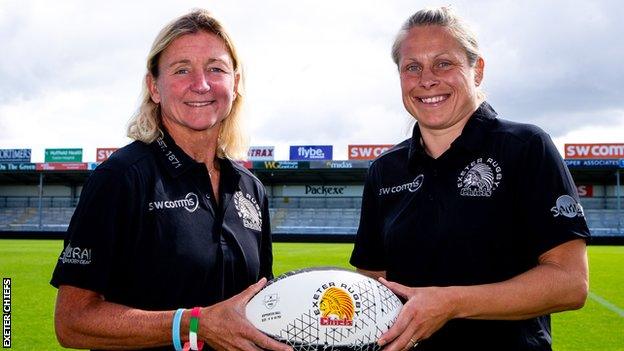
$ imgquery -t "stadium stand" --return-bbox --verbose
[1,160,623,241]
[1,196,622,237]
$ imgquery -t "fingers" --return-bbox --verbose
[379,277,411,299]
[238,277,268,303]
[380,327,419,351]
[377,304,412,347]
[249,330,292,351]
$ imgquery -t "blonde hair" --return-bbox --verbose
[391,6,485,100]
[127,9,247,160]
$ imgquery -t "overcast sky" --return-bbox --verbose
[1,0,623,162]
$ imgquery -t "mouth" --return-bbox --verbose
[417,94,450,105]
[184,101,214,107]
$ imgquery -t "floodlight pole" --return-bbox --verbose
[38,172,44,230]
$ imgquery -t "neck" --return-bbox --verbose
[419,113,472,159]
[163,120,220,169]
[419,98,482,159]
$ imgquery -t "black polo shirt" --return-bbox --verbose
[350,102,589,351]
[51,131,273,350]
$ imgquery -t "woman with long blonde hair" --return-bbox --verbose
[51,10,290,351]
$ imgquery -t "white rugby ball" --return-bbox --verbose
[246,267,403,351]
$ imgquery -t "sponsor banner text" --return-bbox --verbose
[45,148,83,162]
[0,149,31,163]
[348,145,393,160]
[309,160,370,169]
[248,146,275,161]
[0,163,36,172]
[565,143,624,159]
[289,145,333,161]
[96,148,118,162]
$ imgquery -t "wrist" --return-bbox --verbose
[443,286,464,319]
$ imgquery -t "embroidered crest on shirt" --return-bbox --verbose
[234,191,262,231]
[457,157,502,197]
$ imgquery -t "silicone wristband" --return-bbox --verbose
[189,307,203,350]
[172,308,185,351]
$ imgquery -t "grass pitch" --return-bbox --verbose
[0,240,622,350]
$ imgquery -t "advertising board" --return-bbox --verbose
[564,144,624,159]
[289,145,332,161]
[348,145,393,160]
[0,149,31,163]
[45,148,83,162]
[248,146,275,161]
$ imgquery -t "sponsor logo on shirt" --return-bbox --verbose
[148,192,199,212]
[457,157,502,197]
[234,191,262,231]
[59,244,92,265]
[378,174,424,196]
[551,195,584,218]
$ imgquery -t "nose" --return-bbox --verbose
[190,72,210,94]
[419,67,438,89]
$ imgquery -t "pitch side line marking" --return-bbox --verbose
[589,291,624,318]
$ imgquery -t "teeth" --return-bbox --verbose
[186,102,212,107]
[420,95,447,104]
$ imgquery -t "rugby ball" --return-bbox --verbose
[246,267,403,351]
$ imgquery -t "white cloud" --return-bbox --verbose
[0,0,622,162]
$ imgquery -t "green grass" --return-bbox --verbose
[1,240,623,350]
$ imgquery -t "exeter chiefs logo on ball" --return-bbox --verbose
[234,191,262,231]
[313,283,361,327]
[457,157,502,197]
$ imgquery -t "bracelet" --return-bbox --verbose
[189,307,204,350]
[172,308,185,351]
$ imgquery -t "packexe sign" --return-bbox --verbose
[305,185,346,195]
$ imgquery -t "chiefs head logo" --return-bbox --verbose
[319,287,354,326]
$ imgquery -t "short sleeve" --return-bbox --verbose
[50,166,132,294]
[350,165,386,270]
[519,131,590,257]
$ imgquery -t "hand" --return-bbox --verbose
[199,278,293,351]
[378,278,456,351]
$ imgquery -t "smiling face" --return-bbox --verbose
[398,25,484,133]
[147,31,239,135]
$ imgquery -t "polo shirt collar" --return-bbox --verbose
[453,101,498,153]
[408,101,498,165]
[150,129,199,178]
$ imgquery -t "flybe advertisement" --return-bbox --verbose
[289,145,333,161]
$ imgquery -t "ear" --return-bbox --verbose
[146,73,161,104]
[474,57,485,86]
[233,71,241,98]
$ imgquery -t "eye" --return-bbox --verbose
[405,64,421,73]
[174,68,189,75]
[435,61,452,69]
[208,66,228,73]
